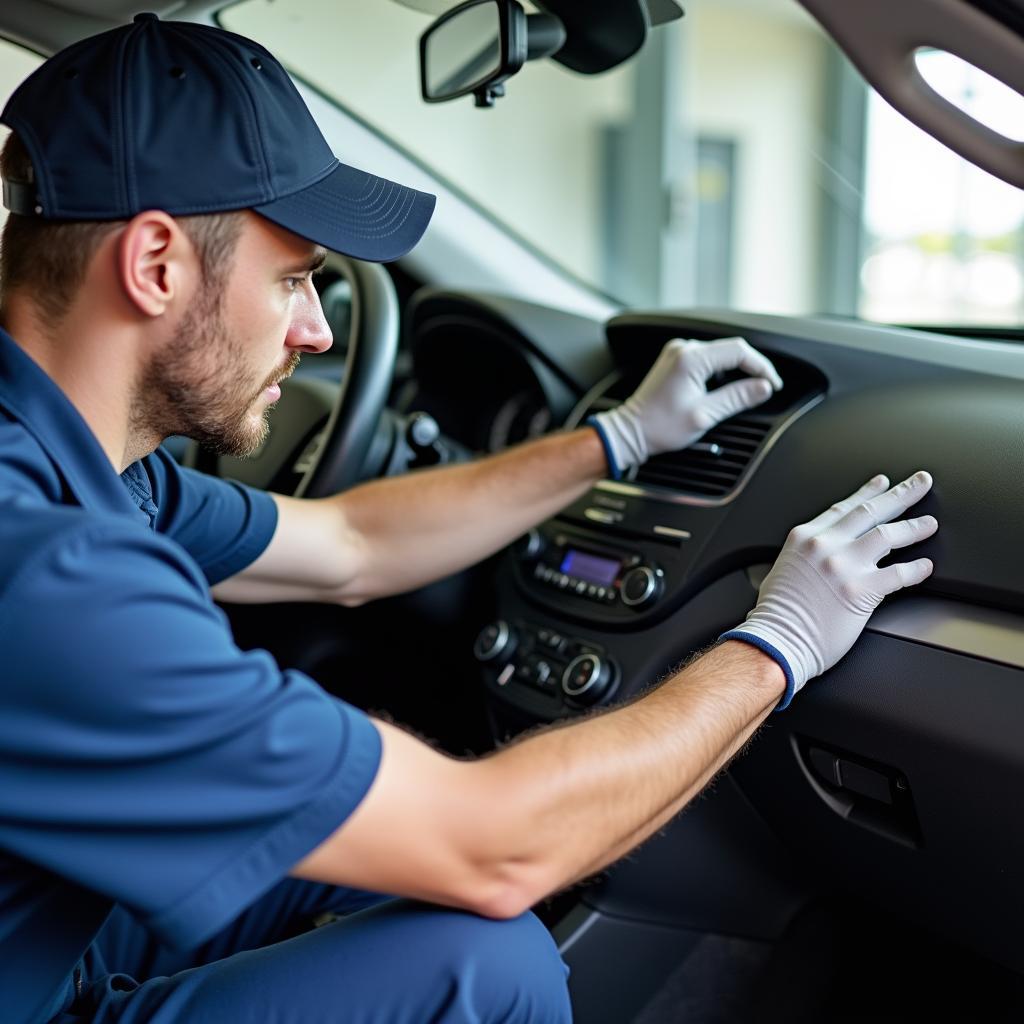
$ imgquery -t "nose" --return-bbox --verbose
[285,278,334,354]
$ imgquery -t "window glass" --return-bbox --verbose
[861,51,1024,324]
[228,0,636,296]
[215,0,1024,327]
[0,38,45,233]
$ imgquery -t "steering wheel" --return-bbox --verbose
[185,255,400,497]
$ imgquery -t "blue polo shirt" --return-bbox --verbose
[0,328,383,1024]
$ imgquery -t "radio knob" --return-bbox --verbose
[562,653,615,705]
[474,620,517,663]
[515,529,545,562]
[620,565,663,609]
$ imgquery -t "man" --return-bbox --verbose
[0,14,937,1024]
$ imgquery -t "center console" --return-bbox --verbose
[472,487,740,728]
[472,335,826,733]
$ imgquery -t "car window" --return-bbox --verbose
[223,0,1024,328]
[863,49,1024,326]
[5,7,1019,328]
[0,37,45,234]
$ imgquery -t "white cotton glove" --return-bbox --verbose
[721,471,938,709]
[590,336,784,476]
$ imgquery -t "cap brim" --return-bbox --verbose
[254,161,436,263]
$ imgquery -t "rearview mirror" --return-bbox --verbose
[420,0,565,108]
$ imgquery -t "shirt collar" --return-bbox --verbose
[0,326,148,522]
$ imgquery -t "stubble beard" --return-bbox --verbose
[136,283,298,459]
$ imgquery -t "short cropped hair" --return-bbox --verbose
[0,131,244,325]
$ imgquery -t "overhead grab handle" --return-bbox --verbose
[799,0,1024,189]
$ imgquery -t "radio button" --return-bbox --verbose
[583,507,623,525]
[510,654,558,691]
[537,629,566,654]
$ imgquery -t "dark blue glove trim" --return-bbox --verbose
[719,630,796,711]
[585,416,623,481]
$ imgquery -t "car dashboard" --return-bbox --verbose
[401,287,1024,984]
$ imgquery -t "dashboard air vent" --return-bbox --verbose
[573,346,827,502]
[634,413,774,496]
[580,394,777,498]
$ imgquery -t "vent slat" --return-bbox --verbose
[684,455,748,469]
[643,470,741,488]
[643,469,737,486]
[709,428,766,443]
[637,474,730,496]
[583,387,784,497]
[645,457,745,479]
[633,413,773,495]
[580,354,824,498]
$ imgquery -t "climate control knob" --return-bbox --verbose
[620,565,663,609]
[473,620,517,663]
[562,653,615,705]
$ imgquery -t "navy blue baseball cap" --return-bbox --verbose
[0,13,435,262]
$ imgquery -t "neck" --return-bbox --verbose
[2,296,158,473]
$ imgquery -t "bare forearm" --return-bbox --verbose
[290,641,784,920]
[476,641,784,903]
[566,690,770,885]
[335,427,606,602]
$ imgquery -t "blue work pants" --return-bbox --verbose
[50,879,572,1023]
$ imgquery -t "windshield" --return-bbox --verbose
[224,0,1022,326]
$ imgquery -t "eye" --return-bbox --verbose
[284,275,308,292]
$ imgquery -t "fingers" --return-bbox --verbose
[803,474,891,533]
[670,336,784,391]
[716,337,784,390]
[876,557,935,597]
[835,471,933,540]
[853,514,938,562]
[701,376,774,422]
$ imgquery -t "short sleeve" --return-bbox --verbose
[142,446,278,585]
[0,522,380,949]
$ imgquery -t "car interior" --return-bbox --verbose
[4,0,1024,1020]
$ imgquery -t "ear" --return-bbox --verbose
[116,211,195,317]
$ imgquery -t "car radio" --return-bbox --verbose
[514,526,667,616]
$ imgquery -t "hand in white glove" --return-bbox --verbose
[722,471,938,709]
[589,336,784,476]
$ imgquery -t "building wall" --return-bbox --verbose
[0,2,831,315]
[687,0,828,314]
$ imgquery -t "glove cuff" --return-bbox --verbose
[589,404,648,476]
[585,416,623,480]
[719,629,797,711]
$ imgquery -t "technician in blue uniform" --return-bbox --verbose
[0,14,939,1024]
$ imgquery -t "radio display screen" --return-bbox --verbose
[560,548,621,586]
